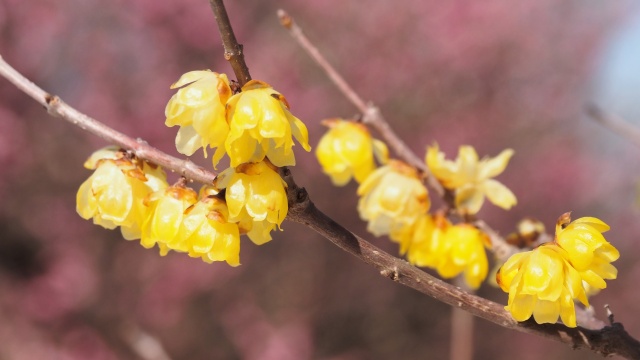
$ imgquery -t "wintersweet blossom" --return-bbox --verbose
[497,243,589,327]
[215,161,288,244]
[316,119,389,185]
[173,196,241,266]
[554,214,619,290]
[140,185,198,251]
[426,144,516,214]
[357,160,430,237]
[76,148,168,240]
[408,217,489,289]
[165,70,232,167]
[225,80,311,167]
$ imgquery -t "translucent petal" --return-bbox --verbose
[510,294,535,321]
[372,139,389,165]
[571,217,610,233]
[76,179,98,219]
[175,125,202,156]
[532,299,560,324]
[559,290,577,327]
[289,113,311,152]
[483,179,517,210]
[478,149,514,180]
[247,220,275,245]
[455,184,485,215]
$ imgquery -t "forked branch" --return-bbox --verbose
[0,0,638,357]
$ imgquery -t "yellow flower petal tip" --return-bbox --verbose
[316,119,389,186]
[426,144,516,214]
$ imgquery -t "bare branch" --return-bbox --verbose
[282,169,640,359]
[0,55,216,185]
[1,14,638,358]
[587,103,640,148]
[277,9,444,195]
[208,0,251,86]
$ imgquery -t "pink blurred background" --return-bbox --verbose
[1,0,639,359]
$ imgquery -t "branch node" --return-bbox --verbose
[277,9,293,29]
[605,304,615,325]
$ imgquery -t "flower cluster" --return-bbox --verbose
[405,214,490,289]
[314,123,503,288]
[77,148,241,265]
[497,214,619,327]
[166,72,310,168]
[77,147,169,240]
[427,144,516,214]
[77,70,311,265]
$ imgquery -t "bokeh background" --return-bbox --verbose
[1,0,639,359]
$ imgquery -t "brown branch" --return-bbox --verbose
[587,103,640,148]
[1,12,638,358]
[0,55,216,185]
[277,9,444,196]
[282,169,640,358]
[208,0,251,86]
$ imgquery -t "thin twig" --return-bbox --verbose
[277,9,444,196]
[0,55,216,185]
[208,0,251,86]
[587,103,640,148]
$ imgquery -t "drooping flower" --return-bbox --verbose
[165,70,232,167]
[407,217,490,289]
[316,119,388,185]
[140,185,198,250]
[172,196,241,266]
[426,144,516,214]
[497,243,589,327]
[225,80,311,167]
[357,160,429,237]
[76,148,168,240]
[554,213,619,290]
[214,160,288,243]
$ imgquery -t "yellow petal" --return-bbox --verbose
[482,179,517,210]
[478,149,514,180]
[532,299,560,324]
[175,125,202,156]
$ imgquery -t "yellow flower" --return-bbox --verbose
[140,185,198,250]
[554,214,619,290]
[77,148,168,240]
[357,160,429,236]
[405,214,449,263]
[173,196,241,266]
[408,218,489,289]
[497,243,589,327]
[316,119,388,185]
[215,160,288,242]
[225,80,311,167]
[165,70,232,167]
[426,144,516,214]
